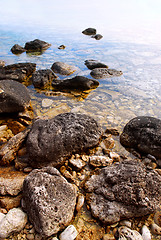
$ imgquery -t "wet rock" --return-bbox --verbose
[58,45,66,49]
[27,113,102,168]
[0,208,27,238]
[0,194,22,210]
[85,60,108,70]
[31,69,58,89]
[11,44,26,54]
[59,225,78,240]
[22,167,77,237]
[51,62,77,75]
[24,39,51,52]
[42,98,54,108]
[82,28,96,35]
[0,62,36,82]
[141,225,151,240]
[52,76,99,91]
[89,155,113,168]
[90,68,123,79]
[91,34,103,40]
[120,116,161,159]
[85,160,161,224]
[118,226,143,240]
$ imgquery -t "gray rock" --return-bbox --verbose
[24,39,51,52]
[22,167,77,237]
[85,160,161,224]
[0,80,31,113]
[51,62,77,75]
[26,113,102,168]
[11,44,26,54]
[120,116,161,159]
[85,60,108,70]
[91,34,103,40]
[90,68,123,79]
[82,28,96,35]
[31,69,58,89]
[52,76,99,91]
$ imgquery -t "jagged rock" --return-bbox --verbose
[85,60,108,70]
[85,160,161,224]
[0,208,27,238]
[52,76,99,91]
[91,34,103,40]
[90,68,123,79]
[26,113,102,168]
[0,80,31,113]
[24,39,51,52]
[31,69,58,89]
[120,116,161,159]
[11,44,26,54]
[82,28,96,35]
[51,62,77,75]
[0,62,36,82]
[22,167,77,237]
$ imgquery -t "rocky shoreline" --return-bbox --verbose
[0,33,161,240]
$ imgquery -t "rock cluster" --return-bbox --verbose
[82,28,103,40]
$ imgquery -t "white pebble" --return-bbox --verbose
[76,194,85,212]
[141,225,151,240]
[59,225,78,240]
[119,220,132,228]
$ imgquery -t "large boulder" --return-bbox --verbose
[24,39,51,52]
[26,113,102,168]
[120,116,161,158]
[85,160,161,224]
[31,69,58,89]
[90,68,123,79]
[85,60,108,70]
[11,44,26,54]
[52,76,99,91]
[22,167,77,237]
[0,62,36,82]
[82,28,96,35]
[51,62,77,75]
[0,80,31,113]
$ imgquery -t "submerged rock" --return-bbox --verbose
[90,68,123,79]
[24,39,51,52]
[85,60,108,70]
[11,44,26,54]
[82,28,96,35]
[51,62,77,75]
[85,160,161,224]
[120,116,161,159]
[0,80,31,113]
[26,113,102,168]
[31,69,58,89]
[22,167,77,237]
[52,76,99,91]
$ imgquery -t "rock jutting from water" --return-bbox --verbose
[52,76,99,91]
[24,39,51,52]
[11,44,26,54]
[51,62,77,75]
[85,60,108,70]
[91,34,103,40]
[90,68,123,79]
[22,167,77,237]
[85,159,161,224]
[82,28,97,35]
[26,112,102,168]
[120,116,161,159]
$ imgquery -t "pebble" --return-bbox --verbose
[69,158,86,171]
[154,210,161,227]
[59,225,78,240]
[109,151,120,162]
[26,233,35,240]
[42,98,54,108]
[76,194,85,212]
[89,155,113,167]
[0,125,7,131]
[118,226,143,240]
[23,167,33,173]
[35,233,42,240]
[119,220,132,228]
[102,233,115,240]
[151,223,161,235]
[141,225,151,240]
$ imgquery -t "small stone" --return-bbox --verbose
[118,226,143,240]
[84,60,108,70]
[0,125,7,131]
[147,154,156,161]
[90,68,123,79]
[154,210,161,227]
[76,194,85,212]
[109,152,120,162]
[0,60,5,67]
[51,237,59,240]
[119,220,132,228]
[100,135,115,149]
[151,223,161,235]
[26,233,35,240]
[82,28,96,35]
[81,155,89,161]
[42,98,54,108]
[0,208,7,214]
[102,233,115,240]
[51,62,77,75]
[105,128,119,136]
[89,155,113,168]
[141,225,151,240]
[91,34,103,40]
[59,225,78,240]
[23,167,33,173]
[11,44,26,54]
[69,158,86,171]
[29,228,35,234]
[58,45,66,49]
[35,233,42,240]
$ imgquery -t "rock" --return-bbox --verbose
[0,61,5,67]
[31,69,58,89]
[118,226,143,240]
[59,225,78,240]
[42,98,54,108]
[69,158,86,171]
[76,194,85,212]
[141,225,151,240]
[91,34,103,40]
[120,116,161,159]
[0,62,36,82]
[51,62,77,75]
[82,28,96,35]
[0,212,5,221]
[58,45,66,49]
[11,44,26,54]
[102,234,115,240]
[0,208,27,239]
[85,160,161,224]
[24,39,51,52]
[26,113,102,168]
[85,60,108,70]
[105,128,120,136]
[154,210,161,227]
[119,220,132,228]
[109,152,120,162]
[52,76,99,91]
[151,223,161,235]
[22,167,77,237]
[0,194,22,210]
[89,155,113,168]
[90,68,123,79]
[100,135,115,149]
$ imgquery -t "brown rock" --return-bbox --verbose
[0,194,22,210]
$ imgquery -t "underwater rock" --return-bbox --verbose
[24,39,51,52]
[11,44,26,54]
[82,28,96,35]
[85,159,161,224]
[120,116,161,159]
[22,167,77,237]
[52,76,99,91]
[90,68,123,79]
[26,113,102,168]
[85,60,108,70]
[51,62,77,75]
